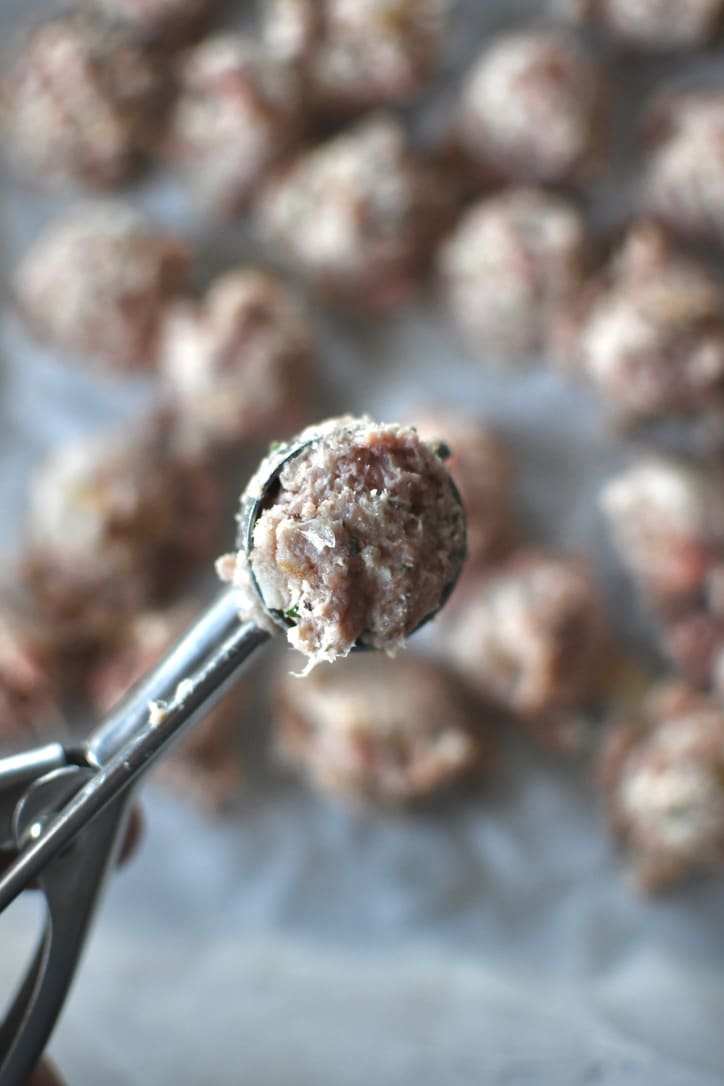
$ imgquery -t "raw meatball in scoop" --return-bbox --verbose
[217,416,467,670]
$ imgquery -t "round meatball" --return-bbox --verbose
[643,90,724,244]
[24,420,221,649]
[1,11,172,189]
[412,410,513,570]
[456,29,603,185]
[556,0,724,50]
[14,204,191,374]
[159,268,316,453]
[263,0,451,116]
[556,224,724,427]
[89,605,246,812]
[664,608,724,686]
[163,34,303,217]
[82,0,220,49]
[256,114,449,309]
[274,653,493,805]
[438,187,588,363]
[217,416,466,670]
[442,549,609,749]
[0,608,64,747]
[601,456,724,614]
[600,682,724,892]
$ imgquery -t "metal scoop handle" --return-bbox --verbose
[0,590,268,914]
[0,589,269,1084]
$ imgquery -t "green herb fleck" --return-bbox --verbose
[284,604,300,622]
[268,440,282,454]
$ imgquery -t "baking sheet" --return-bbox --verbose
[1,0,724,1082]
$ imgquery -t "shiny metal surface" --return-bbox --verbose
[0,590,270,1084]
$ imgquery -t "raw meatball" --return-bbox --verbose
[664,608,724,687]
[263,0,450,116]
[442,550,609,749]
[556,0,724,50]
[456,29,603,186]
[412,410,513,570]
[438,187,588,363]
[1,11,172,189]
[89,605,245,812]
[256,115,449,309]
[163,34,303,217]
[24,420,221,650]
[217,416,466,669]
[600,456,724,614]
[159,268,316,453]
[82,0,220,49]
[274,653,493,805]
[0,609,64,747]
[600,682,724,892]
[556,224,724,428]
[643,90,724,244]
[14,204,191,374]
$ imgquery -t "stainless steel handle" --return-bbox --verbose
[0,591,270,913]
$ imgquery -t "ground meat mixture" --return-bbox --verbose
[163,34,303,217]
[255,115,450,309]
[159,267,316,454]
[663,608,724,687]
[556,0,724,50]
[24,420,221,652]
[600,682,724,892]
[600,456,724,615]
[642,90,724,244]
[262,0,450,117]
[411,410,513,571]
[455,29,603,186]
[88,605,246,812]
[218,416,466,669]
[14,204,191,374]
[82,0,220,49]
[0,608,64,747]
[441,549,609,750]
[438,187,588,363]
[274,652,493,806]
[1,11,172,189]
[556,224,724,428]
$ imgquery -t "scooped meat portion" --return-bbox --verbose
[0,608,65,747]
[82,0,220,50]
[556,223,724,428]
[14,203,191,374]
[438,186,589,363]
[274,652,493,805]
[218,416,466,669]
[455,29,604,186]
[642,90,724,245]
[600,682,724,892]
[1,11,172,189]
[262,0,451,117]
[255,115,450,310]
[162,34,303,217]
[600,456,724,615]
[556,0,724,51]
[24,419,221,653]
[441,549,609,749]
[159,267,316,454]
[412,409,513,570]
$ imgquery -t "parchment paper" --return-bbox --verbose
[1,1,723,1082]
